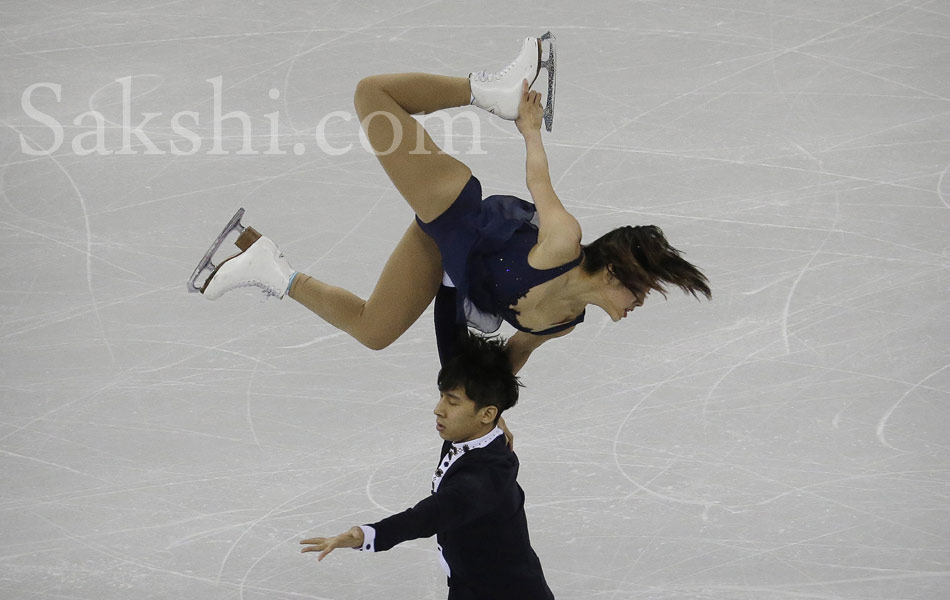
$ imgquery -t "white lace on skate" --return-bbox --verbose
[228,276,284,300]
[470,64,516,84]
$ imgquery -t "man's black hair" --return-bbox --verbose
[437,330,521,421]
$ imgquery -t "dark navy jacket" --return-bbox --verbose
[368,435,555,600]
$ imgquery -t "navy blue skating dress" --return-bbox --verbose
[417,175,585,363]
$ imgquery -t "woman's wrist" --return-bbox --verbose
[521,129,542,142]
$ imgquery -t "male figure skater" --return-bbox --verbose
[300,331,555,600]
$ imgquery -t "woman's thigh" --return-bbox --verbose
[360,220,444,348]
[354,78,472,223]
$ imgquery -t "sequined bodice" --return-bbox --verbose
[481,223,585,334]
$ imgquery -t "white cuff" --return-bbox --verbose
[356,525,376,552]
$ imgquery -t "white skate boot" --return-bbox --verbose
[187,208,295,300]
[202,236,294,300]
[469,32,557,130]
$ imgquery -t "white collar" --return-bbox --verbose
[451,426,504,452]
[432,427,504,493]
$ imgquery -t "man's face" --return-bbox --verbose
[433,386,495,443]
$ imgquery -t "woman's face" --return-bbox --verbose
[604,269,647,321]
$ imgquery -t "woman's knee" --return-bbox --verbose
[351,304,401,351]
[353,76,387,113]
[359,331,397,352]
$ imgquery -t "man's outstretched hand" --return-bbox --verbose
[300,526,365,561]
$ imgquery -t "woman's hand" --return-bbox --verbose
[515,79,544,136]
[498,416,515,451]
[300,526,365,561]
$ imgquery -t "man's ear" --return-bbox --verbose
[480,405,498,425]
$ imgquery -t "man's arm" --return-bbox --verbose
[500,326,574,449]
[434,284,467,367]
[300,467,505,560]
[300,526,364,561]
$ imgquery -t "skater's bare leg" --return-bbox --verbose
[288,221,442,350]
[353,73,473,223]
[283,74,471,347]
[198,40,549,333]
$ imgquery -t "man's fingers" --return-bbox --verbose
[300,538,327,545]
[300,542,328,552]
[318,546,336,562]
[301,538,338,560]
[300,536,332,555]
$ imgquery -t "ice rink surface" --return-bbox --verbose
[2,1,949,598]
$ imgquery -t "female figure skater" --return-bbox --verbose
[196,35,710,372]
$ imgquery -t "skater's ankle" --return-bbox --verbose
[288,272,311,298]
[286,271,299,297]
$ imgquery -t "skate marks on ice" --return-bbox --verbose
[939,162,950,209]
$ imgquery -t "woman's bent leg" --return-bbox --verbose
[287,74,472,349]
[288,221,442,350]
[353,73,474,223]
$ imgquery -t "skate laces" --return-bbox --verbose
[471,58,517,82]
[225,248,289,300]
[471,70,501,83]
[227,279,282,300]
[259,282,282,299]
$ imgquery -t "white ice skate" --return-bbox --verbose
[469,32,557,131]
[187,208,294,300]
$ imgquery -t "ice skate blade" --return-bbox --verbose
[187,208,248,294]
[540,31,556,132]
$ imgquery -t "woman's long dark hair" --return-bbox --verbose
[582,225,710,299]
